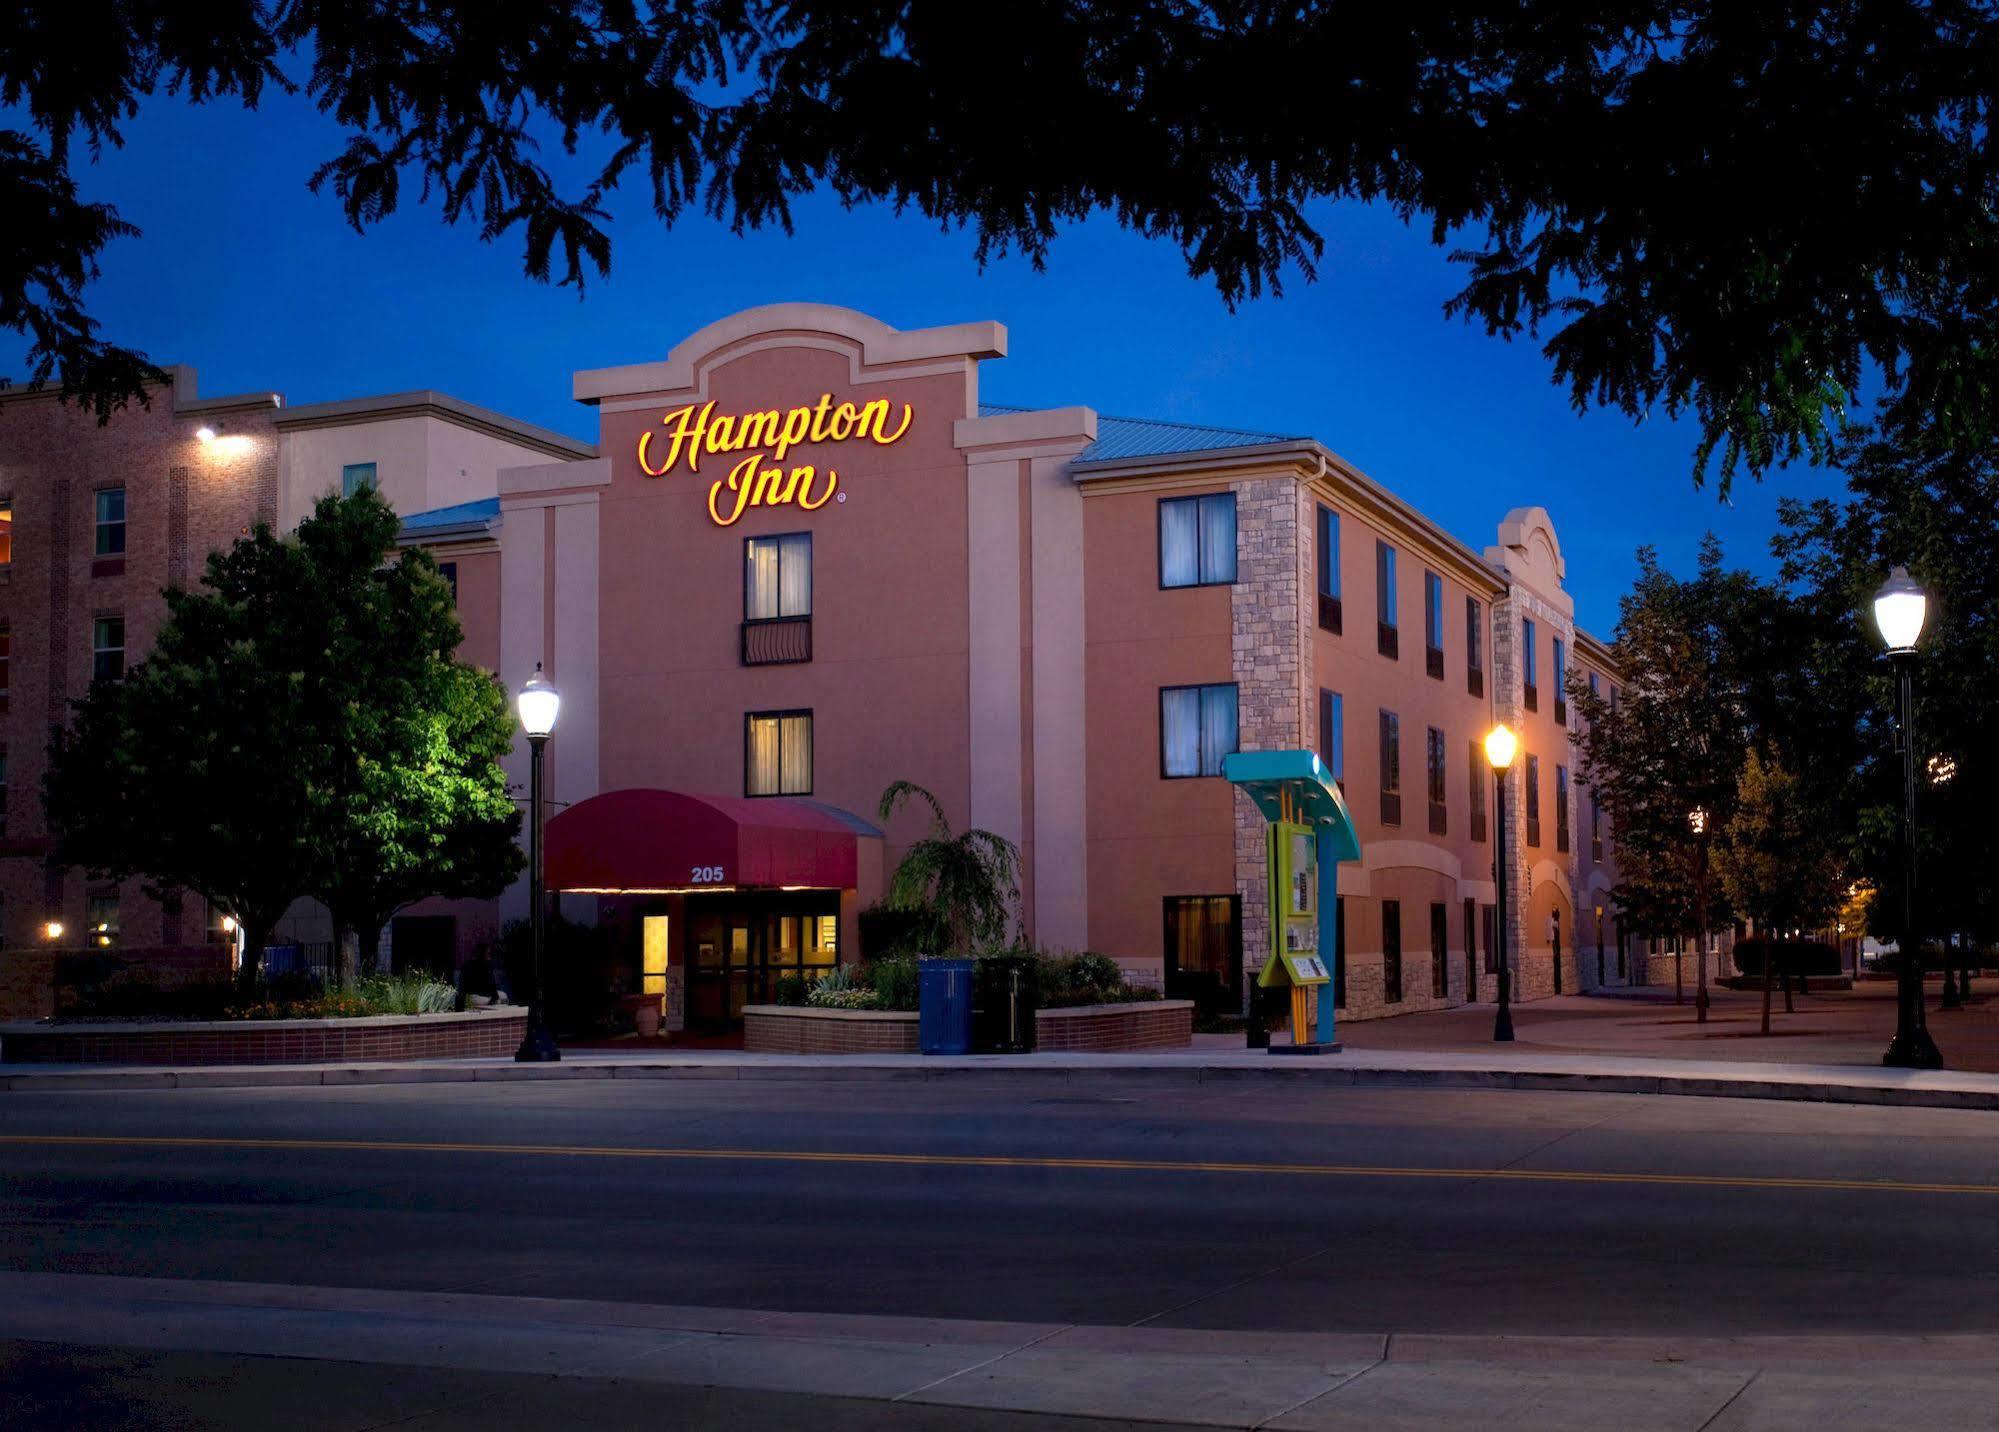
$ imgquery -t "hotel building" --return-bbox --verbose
[0,304,1629,1025]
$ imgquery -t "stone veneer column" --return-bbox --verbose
[1488,591,1530,998]
[1229,477,1315,989]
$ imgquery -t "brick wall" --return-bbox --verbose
[742,1006,920,1055]
[0,378,279,952]
[1035,999,1194,1052]
[0,1008,526,1064]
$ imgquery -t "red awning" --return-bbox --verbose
[543,789,875,893]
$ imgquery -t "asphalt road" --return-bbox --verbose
[5,1077,1999,1338]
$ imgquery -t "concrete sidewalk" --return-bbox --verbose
[6,1271,1994,1431]
[9,1039,1999,1112]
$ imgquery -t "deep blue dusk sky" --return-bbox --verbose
[6,89,1842,636]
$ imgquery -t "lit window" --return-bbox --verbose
[94,487,126,556]
[1161,683,1238,778]
[745,710,812,796]
[342,463,378,497]
[86,893,119,948]
[1158,494,1236,588]
[0,500,12,564]
[745,533,813,618]
[92,615,125,682]
[641,916,670,996]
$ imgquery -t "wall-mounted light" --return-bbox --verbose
[43,920,64,941]
[195,425,218,444]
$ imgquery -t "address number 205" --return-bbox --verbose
[690,865,727,884]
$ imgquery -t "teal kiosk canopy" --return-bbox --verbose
[1221,750,1361,1050]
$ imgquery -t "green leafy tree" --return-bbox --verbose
[289,490,522,976]
[46,489,522,980]
[46,528,325,975]
[8,5,1999,484]
[876,780,1020,954]
[1719,749,1848,1033]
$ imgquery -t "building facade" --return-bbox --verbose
[0,304,1627,1023]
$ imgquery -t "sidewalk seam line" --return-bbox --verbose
[1694,1367,1763,1431]
[887,1323,1074,1402]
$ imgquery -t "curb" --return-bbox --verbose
[6,1057,1999,1112]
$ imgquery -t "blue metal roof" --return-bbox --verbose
[399,496,500,537]
[980,404,1299,463]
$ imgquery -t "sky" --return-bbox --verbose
[5,88,1845,636]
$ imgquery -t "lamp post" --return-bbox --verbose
[1595,903,1606,987]
[1689,805,1711,1024]
[515,664,562,1064]
[1874,567,1943,1068]
[1485,724,1518,1042]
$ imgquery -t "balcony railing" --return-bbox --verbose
[1523,682,1539,713]
[1554,696,1569,726]
[1318,593,1343,635]
[1378,623,1399,660]
[1425,645,1444,680]
[741,616,813,666]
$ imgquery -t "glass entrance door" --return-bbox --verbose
[685,894,842,1029]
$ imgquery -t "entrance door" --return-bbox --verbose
[726,919,754,1021]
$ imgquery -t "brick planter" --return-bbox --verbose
[1035,1000,1194,1053]
[0,1009,528,1065]
[742,1005,919,1055]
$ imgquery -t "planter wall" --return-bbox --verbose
[1035,1000,1194,1053]
[743,1005,919,1055]
[0,1008,528,1065]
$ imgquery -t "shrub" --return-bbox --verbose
[354,971,456,1014]
[1030,949,1148,1008]
[808,987,886,1010]
[772,975,810,1007]
[1731,939,1843,978]
[863,957,920,1012]
[858,900,948,960]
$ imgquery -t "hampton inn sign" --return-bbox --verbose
[637,393,918,525]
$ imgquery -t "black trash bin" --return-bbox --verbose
[972,955,1039,1054]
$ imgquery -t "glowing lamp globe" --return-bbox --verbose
[1483,723,1518,772]
[1872,567,1927,654]
[517,664,561,739]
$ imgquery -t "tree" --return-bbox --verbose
[6,5,1998,484]
[1719,749,1847,1033]
[876,780,1020,953]
[45,489,522,979]
[46,528,325,975]
[290,491,522,976]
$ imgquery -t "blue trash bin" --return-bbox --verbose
[918,958,975,1055]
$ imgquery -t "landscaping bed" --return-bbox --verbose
[1035,1000,1194,1052]
[0,1007,528,1064]
[743,1005,919,1055]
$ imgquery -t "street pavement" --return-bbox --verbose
[6,1076,1999,1426]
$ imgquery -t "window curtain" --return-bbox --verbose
[1159,500,1199,587]
[1198,494,1236,583]
[1198,685,1238,776]
[780,714,812,793]
[748,716,781,793]
[778,534,812,617]
[1162,687,1201,775]
[746,540,780,620]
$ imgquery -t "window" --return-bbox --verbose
[1163,895,1242,1012]
[746,533,812,619]
[342,462,378,497]
[1522,617,1539,712]
[0,500,11,565]
[86,893,119,948]
[1591,790,1603,864]
[1159,493,1236,588]
[92,615,124,681]
[1431,901,1449,999]
[94,487,126,556]
[642,916,671,997]
[1466,597,1484,697]
[745,710,812,795]
[1315,505,1342,633]
[1556,765,1571,853]
[1161,683,1238,778]
[1317,689,1344,790]
[1525,753,1542,847]
[1589,669,1600,698]
[1423,571,1444,679]
[743,532,814,664]
[437,561,458,601]
[1552,637,1568,724]
[1378,709,1401,826]
[1425,726,1447,835]
[1468,740,1487,842]
[1382,900,1403,1003]
[1375,541,1399,657]
[1333,896,1346,1009]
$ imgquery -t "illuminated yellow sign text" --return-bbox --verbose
[638,394,915,526]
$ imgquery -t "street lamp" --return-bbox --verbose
[1485,723,1518,1042]
[1873,567,1942,1068]
[515,663,562,1064]
[1594,902,1606,987]
[1689,805,1711,1024]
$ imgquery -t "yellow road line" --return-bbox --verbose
[0,1132,1990,1197]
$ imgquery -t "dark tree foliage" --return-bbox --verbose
[5,3,1997,485]
[1774,428,1999,948]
